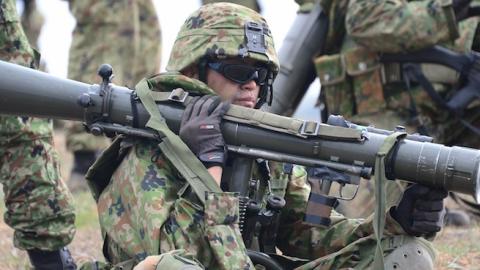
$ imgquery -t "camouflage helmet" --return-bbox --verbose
[166,3,279,107]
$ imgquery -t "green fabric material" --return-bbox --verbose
[134,79,221,205]
[149,72,215,95]
[223,105,362,140]
[373,131,407,269]
[85,137,124,201]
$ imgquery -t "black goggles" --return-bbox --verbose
[207,62,269,85]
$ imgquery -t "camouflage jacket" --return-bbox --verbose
[297,0,480,147]
[297,0,471,54]
[89,73,410,270]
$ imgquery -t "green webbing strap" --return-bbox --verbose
[135,79,221,205]
[373,132,406,270]
[223,105,362,140]
[145,89,363,141]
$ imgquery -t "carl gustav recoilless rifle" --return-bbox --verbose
[0,59,479,201]
[0,60,480,263]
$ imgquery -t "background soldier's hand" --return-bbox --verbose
[453,0,472,21]
[180,95,230,168]
[390,184,448,237]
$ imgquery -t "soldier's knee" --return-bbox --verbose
[384,238,435,270]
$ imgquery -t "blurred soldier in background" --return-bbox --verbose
[1,0,76,269]
[64,0,162,184]
[20,0,43,48]
[292,0,478,223]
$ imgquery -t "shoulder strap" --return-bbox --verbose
[135,79,221,205]
[373,131,406,270]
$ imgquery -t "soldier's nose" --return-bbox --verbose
[241,79,257,90]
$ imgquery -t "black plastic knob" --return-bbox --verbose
[97,64,113,83]
[77,93,92,108]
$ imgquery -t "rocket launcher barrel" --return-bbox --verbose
[0,60,479,202]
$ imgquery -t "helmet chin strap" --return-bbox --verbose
[198,56,209,84]
[255,84,268,109]
[255,71,274,109]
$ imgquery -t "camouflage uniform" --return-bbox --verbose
[82,4,437,269]
[65,0,162,152]
[0,0,75,251]
[295,0,480,218]
[92,134,430,269]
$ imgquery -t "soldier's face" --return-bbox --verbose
[206,59,261,109]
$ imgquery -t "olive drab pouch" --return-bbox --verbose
[85,136,132,201]
[314,54,354,117]
[343,47,385,115]
[315,47,386,117]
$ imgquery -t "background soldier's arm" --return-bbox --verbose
[346,0,459,52]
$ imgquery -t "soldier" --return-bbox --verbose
[0,0,76,269]
[80,3,447,269]
[64,0,162,184]
[291,0,479,221]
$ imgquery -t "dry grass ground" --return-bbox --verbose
[434,225,480,270]
[0,129,479,269]
[0,190,104,269]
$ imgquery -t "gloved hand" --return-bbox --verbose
[390,184,448,237]
[453,0,472,21]
[180,95,230,168]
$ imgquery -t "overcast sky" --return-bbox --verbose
[28,0,320,121]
